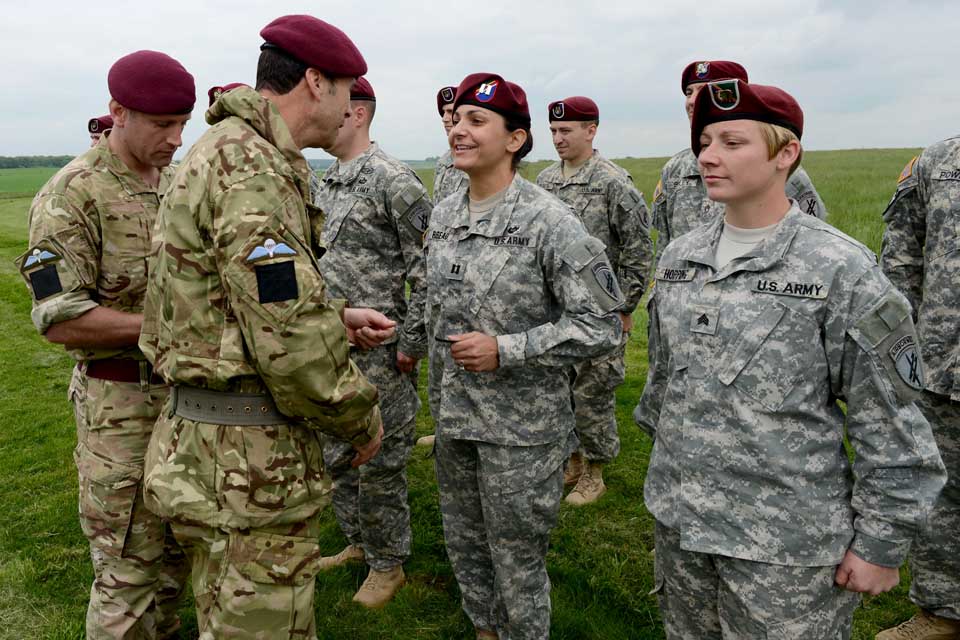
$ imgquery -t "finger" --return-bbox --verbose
[834,565,851,587]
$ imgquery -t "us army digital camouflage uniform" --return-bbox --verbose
[433,148,467,203]
[881,139,960,620]
[314,142,431,571]
[634,205,946,638]
[426,174,622,639]
[18,133,188,640]
[139,87,381,640]
[536,150,652,464]
[652,147,826,254]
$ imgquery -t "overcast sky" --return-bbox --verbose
[1,0,953,162]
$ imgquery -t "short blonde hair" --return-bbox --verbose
[758,122,802,176]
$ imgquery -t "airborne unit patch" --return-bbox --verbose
[709,80,740,111]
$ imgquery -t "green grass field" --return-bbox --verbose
[0,149,922,639]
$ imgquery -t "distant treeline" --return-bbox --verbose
[0,156,74,169]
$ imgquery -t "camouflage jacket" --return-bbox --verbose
[881,138,960,401]
[652,148,826,253]
[426,174,622,446]
[635,205,945,568]
[433,149,467,204]
[19,133,172,361]
[315,142,431,430]
[536,151,653,313]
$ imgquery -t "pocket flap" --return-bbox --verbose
[74,443,142,489]
[717,303,787,386]
[231,531,322,586]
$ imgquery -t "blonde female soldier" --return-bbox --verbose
[634,80,946,638]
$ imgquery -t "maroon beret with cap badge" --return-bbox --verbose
[351,77,375,101]
[207,83,250,107]
[548,96,599,122]
[107,50,196,115]
[691,80,803,155]
[260,15,367,78]
[88,114,113,134]
[453,73,530,128]
[681,60,748,93]
[436,85,456,115]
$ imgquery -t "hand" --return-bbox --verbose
[351,421,384,468]
[619,312,634,335]
[343,308,396,349]
[448,332,499,372]
[834,550,900,595]
[396,351,419,374]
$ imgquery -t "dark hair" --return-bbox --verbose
[581,119,599,128]
[255,47,308,95]
[504,114,533,169]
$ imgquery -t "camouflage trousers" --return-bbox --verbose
[570,338,625,463]
[435,436,569,640]
[652,521,860,639]
[909,392,960,619]
[71,367,189,639]
[170,519,323,640]
[322,417,415,571]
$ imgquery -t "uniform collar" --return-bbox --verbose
[323,142,379,186]
[544,149,601,186]
[678,148,701,178]
[207,86,313,202]
[437,148,454,169]
[93,130,173,197]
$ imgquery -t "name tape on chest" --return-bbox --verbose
[431,229,451,241]
[753,279,828,299]
[578,186,604,195]
[936,169,960,181]
[655,267,696,282]
[493,235,532,247]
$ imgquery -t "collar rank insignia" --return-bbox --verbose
[552,102,565,119]
[696,61,710,78]
[475,80,498,103]
[23,248,59,269]
[441,87,455,102]
[709,79,740,111]
[246,238,297,262]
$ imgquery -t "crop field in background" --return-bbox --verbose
[0,148,921,638]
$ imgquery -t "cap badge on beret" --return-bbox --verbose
[551,102,565,119]
[696,62,710,78]
[89,120,100,132]
[475,80,498,103]
[441,87,455,102]
[709,79,741,111]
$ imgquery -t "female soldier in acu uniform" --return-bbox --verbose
[634,80,946,639]
[425,73,621,640]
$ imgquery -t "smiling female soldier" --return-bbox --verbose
[634,80,946,639]
[424,73,622,640]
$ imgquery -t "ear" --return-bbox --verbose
[775,139,801,172]
[506,128,528,154]
[109,100,126,127]
[304,68,327,100]
[584,122,598,142]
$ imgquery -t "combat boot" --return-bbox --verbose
[318,544,364,570]
[416,434,435,448]
[565,461,606,506]
[876,610,960,640]
[476,628,498,639]
[563,451,584,487]
[352,566,405,608]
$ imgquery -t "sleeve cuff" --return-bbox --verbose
[31,293,98,334]
[850,531,910,568]
[496,333,527,367]
[398,334,428,360]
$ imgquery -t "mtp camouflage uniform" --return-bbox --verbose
[635,205,946,638]
[537,150,652,463]
[314,141,431,571]
[881,139,960,620]
[433,148,467,204]
[139,87,381,639]
[18,133,188,639]
[426,174,622,638]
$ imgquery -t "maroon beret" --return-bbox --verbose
[88,114,113,134]
[260,15,367,78]
[691,80,803,155]
[548,96,599,122]
[436,85,456,115]
[351,77,375,101]
[453,73,530,128]
[108,50,196,115]
[681,60,748,93]
[207,83,250,107]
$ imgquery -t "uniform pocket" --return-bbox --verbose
[74,443,142,557]
[764,589,859,640]
[241,425,320,512]
[98,200,151,309]
[230,530,322,586]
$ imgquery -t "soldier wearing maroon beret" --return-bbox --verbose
[207,82,250,107]
[139,15,392,639]
[428,72,621,640]
[21,50,195,639]
[652,60,826,261]
[536,96,652,506]
[87,114,112,147]
[636,79,945,638]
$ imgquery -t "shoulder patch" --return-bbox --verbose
[898,156,918,184]
[652,178,663,202]
[246,238,297,263]
[889,334,923,391]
